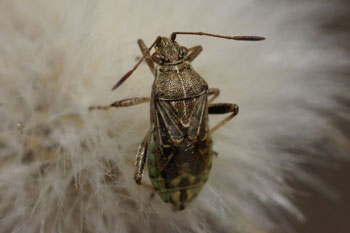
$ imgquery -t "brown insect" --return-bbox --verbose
[90,32,265,210]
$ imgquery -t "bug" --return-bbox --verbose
[90,32,265,210]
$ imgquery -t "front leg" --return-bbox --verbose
[185,45,203,62]
[208,88,220,104]
[89,97,151,111]
[138,39,155,76]
[209,103,239,134]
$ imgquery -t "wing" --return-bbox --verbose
[154,92,209,173]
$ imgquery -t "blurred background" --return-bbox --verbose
[286,1,350,232]
[0,0,348,233]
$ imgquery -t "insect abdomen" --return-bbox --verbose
[147,131,213,210]
[158,187,203,210]
[148,87,213,210]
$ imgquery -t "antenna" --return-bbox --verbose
[170,31,265,41]
[112,36,161,91]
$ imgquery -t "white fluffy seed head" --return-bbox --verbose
[0,0,348,233]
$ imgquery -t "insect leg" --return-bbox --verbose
[137,39,155,76]
[185,45,203,62]
[149,190,156,202]
[134,131,150,184]
[89,97,151,111]
[208,88,220,104]
[208,103,239,134]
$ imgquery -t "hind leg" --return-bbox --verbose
[133,130,150,184]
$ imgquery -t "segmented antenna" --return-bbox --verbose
[170,32,265,41]
[113,32,265,91]
[112,36,161,91]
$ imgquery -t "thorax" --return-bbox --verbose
[152,62,208,100]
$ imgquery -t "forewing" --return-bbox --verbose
[154,93,210,172]
[156,100,184,144]
[188,93,208,141]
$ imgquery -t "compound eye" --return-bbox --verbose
[152,52,163,64]
[179,46,188,59]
